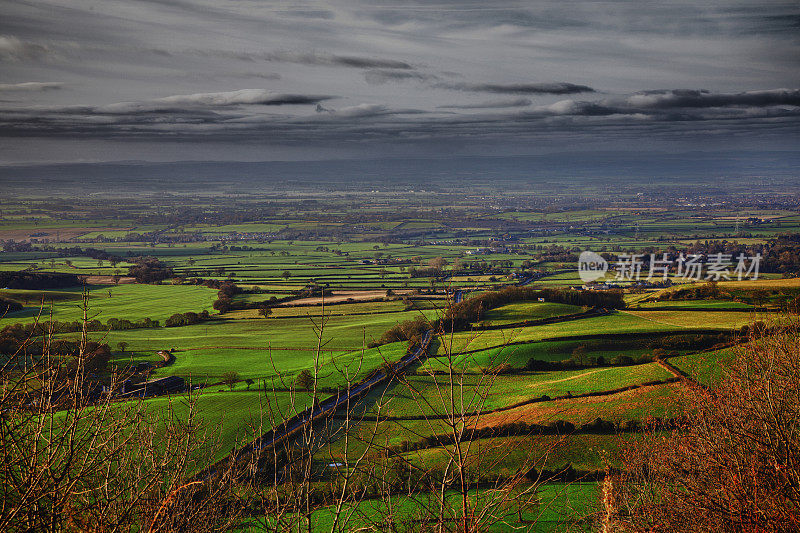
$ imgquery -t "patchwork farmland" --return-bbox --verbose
[2,192,799,531]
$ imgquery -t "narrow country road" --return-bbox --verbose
[194,329,435,482]
[254,329,433,451]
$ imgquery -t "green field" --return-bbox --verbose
[377,363,673,419]
[242,482,600,532]
[482,301,584,325]
[140,388,314,464]
[2,193,795,528]
[400,433,627,476]
[634,299,753,309]
[622,309,760,329]
[89,311,433,382]
[2,284,218,324]
[431,312,688,356]
[669,347,737,385]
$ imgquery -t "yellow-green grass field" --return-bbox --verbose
[431,312,689,356]
[621,309,761,329]
[397,433,629,477]
[330,380,681,452]
[378,363,673,419]
[2,284,218,324]
[633,299,753,309]
[241,482,600,532]
[482,301,585,325]
[472,382,684,431]
[420,340,661,372]
[668,347,737,385]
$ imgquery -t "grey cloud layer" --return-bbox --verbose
[1,88,796,146]
[0,0,797,160]
[363,70,435,85]
[101,90,333,112]
[436,82,595,95]
[198,50,413,70]
[439,98,532,109]
[0,35,50,62]
[0,82,62,91]
[625,89,800,109]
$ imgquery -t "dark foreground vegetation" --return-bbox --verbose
[376,286,625,346]
[3,304,799,532]
[1,188,799,531]
[610,323,800,532]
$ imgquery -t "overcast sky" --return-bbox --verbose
[0,0,798,163]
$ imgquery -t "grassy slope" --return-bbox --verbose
[72,308,436,380]
[634,299,753,309]
[432,312,683,356]
[139,388,314,465]
[380,363,672,418]
[420,339,666,372]
[2,284,218,324]
[402,433,629,474]
[472,382,684,429]
[669,346,737,385]
[482,301,584,325]
[621,309,758,329]
[242,483,599,532]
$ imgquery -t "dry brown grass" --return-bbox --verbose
[475,382,683,430]
[279,289,415,306]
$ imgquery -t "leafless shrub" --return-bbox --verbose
[613,317,800,532]
[0,288,254,532]
[298,289,577,532]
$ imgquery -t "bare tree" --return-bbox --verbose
[0,288,255,532]
[0,287,594,532]
[613,318,800,532]
[293,290,573,532]
[222,370,240,391]
[367,313,548,531]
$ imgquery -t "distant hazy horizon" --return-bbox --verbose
[2,150,798,197]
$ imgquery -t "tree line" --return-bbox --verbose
[375,287,625,346]
[0,271,81,289]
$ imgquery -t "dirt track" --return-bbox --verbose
[83,275,136,285]
[277,289,415,306]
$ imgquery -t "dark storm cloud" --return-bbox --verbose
[436,82,595,95]
[0,82,62,91]
[315,55,412,69]
[363,70,435,85]
[315,103,426,118]
[359,1,800,41]
[0,90,335,135]
[439,98,531,109]
[238,72,282,81]
[516,89,800,122]
[203,50,413,69]
[626,89,800,109]
[0,88,796,146]
[97,90,334,113]
[280,9,335,20]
